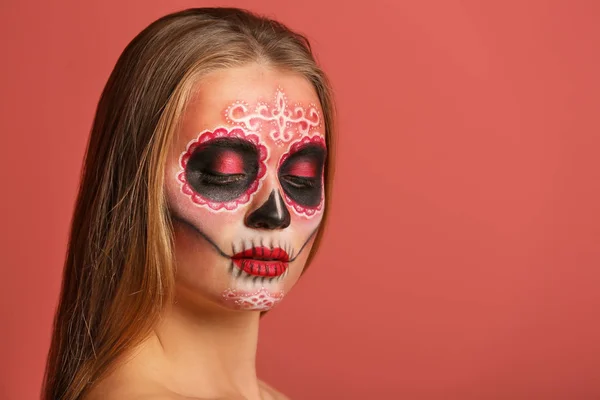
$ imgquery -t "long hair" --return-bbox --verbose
[42,7,335,400]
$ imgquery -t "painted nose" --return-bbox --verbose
[245,190,291,230]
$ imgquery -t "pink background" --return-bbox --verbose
[1,1,599,399]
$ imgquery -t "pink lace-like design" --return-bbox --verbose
[222,287,285,310]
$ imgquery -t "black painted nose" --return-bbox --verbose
[245,190,291,230]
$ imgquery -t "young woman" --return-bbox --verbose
[43,8,335,400]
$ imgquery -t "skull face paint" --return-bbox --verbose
[165,65,326,312]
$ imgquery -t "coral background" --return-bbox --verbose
[1,0,599,399]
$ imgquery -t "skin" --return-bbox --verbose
[86,63,326,400]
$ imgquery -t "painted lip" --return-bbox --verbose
[231,247,290,277]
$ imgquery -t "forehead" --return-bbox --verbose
[179,63,322,142]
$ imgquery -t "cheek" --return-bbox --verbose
[282,227,319,292]
[291,212,323,233]
[165,163,247,235]
[288,211,324,259]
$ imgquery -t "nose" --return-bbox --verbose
[245,190,291,230]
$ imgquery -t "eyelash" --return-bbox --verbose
[281,175,318,189]
[198,169,319,188]
[201,171,246,185]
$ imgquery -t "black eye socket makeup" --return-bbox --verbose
[185,138,259,203]
[278,144,326,208]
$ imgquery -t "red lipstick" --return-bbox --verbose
[231,247,289,277]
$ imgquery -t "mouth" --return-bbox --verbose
[231,247,290,277]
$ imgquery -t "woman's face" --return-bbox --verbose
[164,64,326,312]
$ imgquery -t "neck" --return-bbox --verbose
[138,286,263,399]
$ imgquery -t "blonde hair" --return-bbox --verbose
[42,7,335,400]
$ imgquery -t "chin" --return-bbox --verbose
[219,263,293,312]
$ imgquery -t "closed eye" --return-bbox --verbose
[201,172,247,185]
[281,175,318,189]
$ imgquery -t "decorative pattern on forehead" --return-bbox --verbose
[222,287,285,310]
[177,127,268,211]
[224,88,321,145]
[278,135,326,218]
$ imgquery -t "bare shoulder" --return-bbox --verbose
[83,367,184,400]
[258,380,290,400]
[84,364,287,400]
[85,383,189,400]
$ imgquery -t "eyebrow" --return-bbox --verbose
[201,137,258,152]
[284,143,327,159]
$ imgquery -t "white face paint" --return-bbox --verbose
[164,64,327,311]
